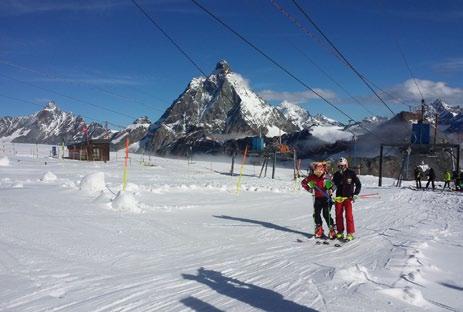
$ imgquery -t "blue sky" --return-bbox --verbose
[1,0,462,128]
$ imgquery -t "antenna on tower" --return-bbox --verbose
[420,99,425,123]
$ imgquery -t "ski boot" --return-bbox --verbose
[328,226,336,239]
[336,233,344,240]
[315,225,324,238]
[346,233,355,241]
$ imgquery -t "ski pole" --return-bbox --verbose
[236,145,248,195]
[359,192,379,198]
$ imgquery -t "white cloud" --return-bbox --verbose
[383,79,463,105]
[257,88,337,104]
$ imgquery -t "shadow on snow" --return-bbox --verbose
[180,296,224,312]
[182,267,318,312]
[214,215,313,239]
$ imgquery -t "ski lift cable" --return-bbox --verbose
[289,42,377,116]
[394,41,424,102]
[130,0,207,78]
[376,0,424,104]
[244,1,378,125]
[268,0,348,68]
[268,0,384,116]
[0,72,137,121]
[359,74,411,110]
[0,93,126,130]
[289,0,396,116]
[0,59,164,115]
[130,0,253,136]
[190,0,381,140]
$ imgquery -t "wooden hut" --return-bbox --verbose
[67,139,110,161]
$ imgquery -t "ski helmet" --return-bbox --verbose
[338,157,348,168]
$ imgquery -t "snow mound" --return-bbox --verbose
[337,265,369,286]
[380,286,428,307]
[41,171,57,182]
[111,191,142,214]
[80,172,105,194]
[0,156,10,167]
[93,191,112,204]
[125,182,139,192]
[12,182,24,188]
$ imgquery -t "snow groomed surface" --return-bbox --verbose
[0,144,462,311]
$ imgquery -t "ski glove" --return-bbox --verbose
[307,181,315,189]
[324,180,333,189]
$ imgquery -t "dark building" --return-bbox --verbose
[67,139,110,161]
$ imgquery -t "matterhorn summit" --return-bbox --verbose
[141,60,297,153]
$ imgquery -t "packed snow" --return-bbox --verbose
[79,172,106,194]
[0,156,9,166]
[0,143,462,312]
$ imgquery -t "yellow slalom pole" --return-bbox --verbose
[122,137,129,192]
[236,145,248,195]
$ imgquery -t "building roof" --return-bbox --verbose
[67,139,110,148]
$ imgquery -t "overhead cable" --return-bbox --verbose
[289,0,396,115]
[190,0,379,138]
[0,72,137,120]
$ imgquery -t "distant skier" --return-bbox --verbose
[301,162,336,239]
[332,157,361,241]
[458,170,463,191]
[414,166,423,189]
[425,167,436,191]
[443,170,452,190]
[452,170,459,190]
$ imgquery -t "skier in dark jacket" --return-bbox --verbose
[425,167,436,190]
[332,157,361,241]
[414,166,423,189]
[455,170,462,191]
[301,162,336,239]
[458,171,463,191]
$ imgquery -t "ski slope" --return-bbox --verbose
[0,144,462,312]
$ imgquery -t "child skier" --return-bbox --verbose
[301,162,336,239]
[333,157,361,241]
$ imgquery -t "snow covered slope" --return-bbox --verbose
[0,143,462,311]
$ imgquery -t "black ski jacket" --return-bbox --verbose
[333,169,361,198]
[427,168,436,180]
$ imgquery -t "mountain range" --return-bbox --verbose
[0,60,461,158]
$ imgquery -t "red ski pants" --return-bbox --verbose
[335,199,355,234]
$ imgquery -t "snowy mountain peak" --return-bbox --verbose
[133,116,151,125]
[213,60,231,75]
[141,60,298,153]
[44,101,59,112]
[276,101,310,130]
[418,98,463,125]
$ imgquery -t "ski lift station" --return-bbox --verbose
[378,104,460,187]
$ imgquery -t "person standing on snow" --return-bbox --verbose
[414,166,423,189]
[332,157,361,241]
[458,171,463,191]
[301,162,336,239]
[443,170,452,190]
[425,167,436,191]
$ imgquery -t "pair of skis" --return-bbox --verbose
[314,236,347,247]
